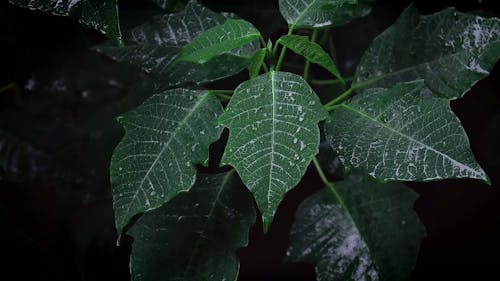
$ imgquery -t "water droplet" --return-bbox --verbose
[199,130,205,135]
[300,141,306,151]
[293,138,298,144]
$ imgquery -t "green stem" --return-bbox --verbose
[259,35,267,48]
[262,62,269,73]
[311,157,347,209]
[323,87,356,110]
[303,29,319,81]
[312,77,354,85]
[210,90,233,101]
[211,89,233,94]
[275,28,294,71]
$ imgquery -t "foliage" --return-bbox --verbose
[5,0,500,280]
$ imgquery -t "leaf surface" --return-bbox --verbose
[111,89,223,232]
[324,81,488,182]
[248,48,267,78]
[94,0,258,89]
[278,34,343,81]
[129,172,255,281]
[218,71,328,230]
[9,0,122,44]
[175,18,261,64]
[287,176,425,281]
[278,0,374,29]
[355,5,500,99]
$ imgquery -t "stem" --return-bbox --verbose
[311,157,346,209]
[312,77,354,85]
[323,87,355,110]
[210,90,233,101]
[211,89,233,94]
[262,62,269,73]
[259,35,267,48]
[303,29,319,81]
[275,28,294,71]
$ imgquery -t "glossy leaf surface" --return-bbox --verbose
[111,89,223,232]
[94,0,258,89]
[218,71,328,230]
[355,5,500,99]
[9,0,122,44]
[324,81,488,182]
[278,0,373,29]
[175,18,261,64]
[278,34,343,81]
[129,172,255,281]
[287,176,425,281]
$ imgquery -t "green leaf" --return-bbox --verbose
[175,18,261,64]
[129,171,255,281]
[218,71,328,230]
[111,89,224,232]
[277,34,343,81]
[94,0,258,89]
[278,0,374,29]
[287,175,425,281]
[324,81,489,182]
[354,4,500,99]
[9,0,122,45]
[248,48,267,78]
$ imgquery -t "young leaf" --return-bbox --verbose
[248,48,268,78]
[94,0,258,89]
[128,172,255,281]
[287,175,425,281]
[218,71,328,230]
[355,4,500,99]
[175,18,261,64]
[277,34,343,81]
[9,0,122,45]
[111,89,223,232]
[324,81,488,182]
[278,0,374,29]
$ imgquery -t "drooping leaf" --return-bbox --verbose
[111,89,224,232]
[174,18,261,64]
[94,0,258,89]
[248,48,267,78]
[218,71,328,230]
[277,34,343,81]
[150,0,188,11]
[129,171,255,281]
[287,175,425,281]
[324,81,489,182]
[354,4,500,99]
[9,0,122,45]
[278,0,374,29]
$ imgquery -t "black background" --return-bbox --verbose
[1,0,500,280]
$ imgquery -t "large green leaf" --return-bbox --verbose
[324,81,488,182]
[129,171,255,281]
[278,0,374,29]
[277,34,343,81]
[354,4,500,99]
[9,0,122,45]
[287,175,425,281]
[94,0,258,89]
[218,71,328,230]
[175,18,261,64]
[111,89,223,232]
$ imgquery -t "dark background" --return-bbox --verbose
[1,0,499,280]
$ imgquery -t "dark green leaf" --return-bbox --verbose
[324,81,488,182]
[287,175,425,281]
[129,171,255,281]
[175,18,261,64]
[9,0,122,45]
[218,71,328,230]
[355,4,500,99]
[278,34,343,81]
[278,0,374,29]
[111,89,224,232]
[94,0,258,89]
[248,48,267,78]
